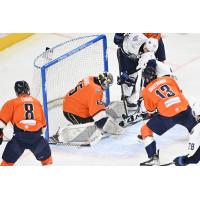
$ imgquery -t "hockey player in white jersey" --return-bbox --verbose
[117,33,169,113]
[173,102,200,166]
[134,51,175,105]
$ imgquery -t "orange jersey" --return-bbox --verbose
[63,76,106,118]
[143,33,161,40]
[142,76,189,117]
[0,95,46,132]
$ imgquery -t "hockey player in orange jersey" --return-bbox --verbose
[63,75,106,122]
[50,72,123,144]
[139,60,198,166]
[0,81,52,166]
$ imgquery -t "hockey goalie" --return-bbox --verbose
[49,72,124,146]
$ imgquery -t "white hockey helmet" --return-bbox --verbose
[143,38,159,53]
[122,33,147,58]
[137,52,157,70]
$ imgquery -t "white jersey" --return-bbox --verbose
[122,33,147,58]
[156,61,173,77]
[133,55,177,104]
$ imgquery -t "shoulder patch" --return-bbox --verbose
[96,89,102,94]
[97,100,104,105]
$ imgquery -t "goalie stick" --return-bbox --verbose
[159,162,174,166]
[119,97,146,127]
[117,48,129,118]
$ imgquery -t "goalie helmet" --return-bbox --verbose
[98,72,113,90]
[14,80,30,96]
[142,60,157,86]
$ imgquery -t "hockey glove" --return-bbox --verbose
[117,73,136,87]
[173,155,189,166]
[0,128,3,145]
[114,33,125,47]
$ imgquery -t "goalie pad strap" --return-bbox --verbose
[95,117,108,129]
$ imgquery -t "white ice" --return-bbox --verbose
[0,33,199,165]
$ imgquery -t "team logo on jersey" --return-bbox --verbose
[97,100,104,105]
[133,35,139,41]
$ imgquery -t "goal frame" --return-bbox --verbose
[33,34,110,140]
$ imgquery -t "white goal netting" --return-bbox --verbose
[32,35,109,138]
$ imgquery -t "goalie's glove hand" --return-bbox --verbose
[173,155,189,166]
[117,73,136,87]
[0,129,3,145]
[114,33,125,47]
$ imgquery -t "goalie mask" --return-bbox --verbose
[98,72,113,90]
[14,80,30,96]
[142,60,157,87]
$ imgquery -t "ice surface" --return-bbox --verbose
[0,33,199,165]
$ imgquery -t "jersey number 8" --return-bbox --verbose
[24,104,34,120]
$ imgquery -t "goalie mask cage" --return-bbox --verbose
[33,34,109,140]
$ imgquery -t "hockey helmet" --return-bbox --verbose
[98,72,113,90]
[14,80,30,96]
[142,60,157,86]
[143,38,159,53]
[122,33,147,59]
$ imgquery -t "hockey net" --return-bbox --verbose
[32,35,109,140]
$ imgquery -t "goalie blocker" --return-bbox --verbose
[49,72,123,145]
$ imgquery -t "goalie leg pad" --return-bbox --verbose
[106,101,126,119]
[102,117,123,135]
[58,122,98,143]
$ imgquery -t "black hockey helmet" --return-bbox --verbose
[14,80,30,96]
[98,72,113,90]
[142,59,157,87]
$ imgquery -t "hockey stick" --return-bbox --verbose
[119,109,149,128]
[159,162,174,166]
[117,48,129,118]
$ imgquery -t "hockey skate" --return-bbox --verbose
[49,133,60,144]
[123,96,137,111]
[137,134,143,143]
[140,151,160,166]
